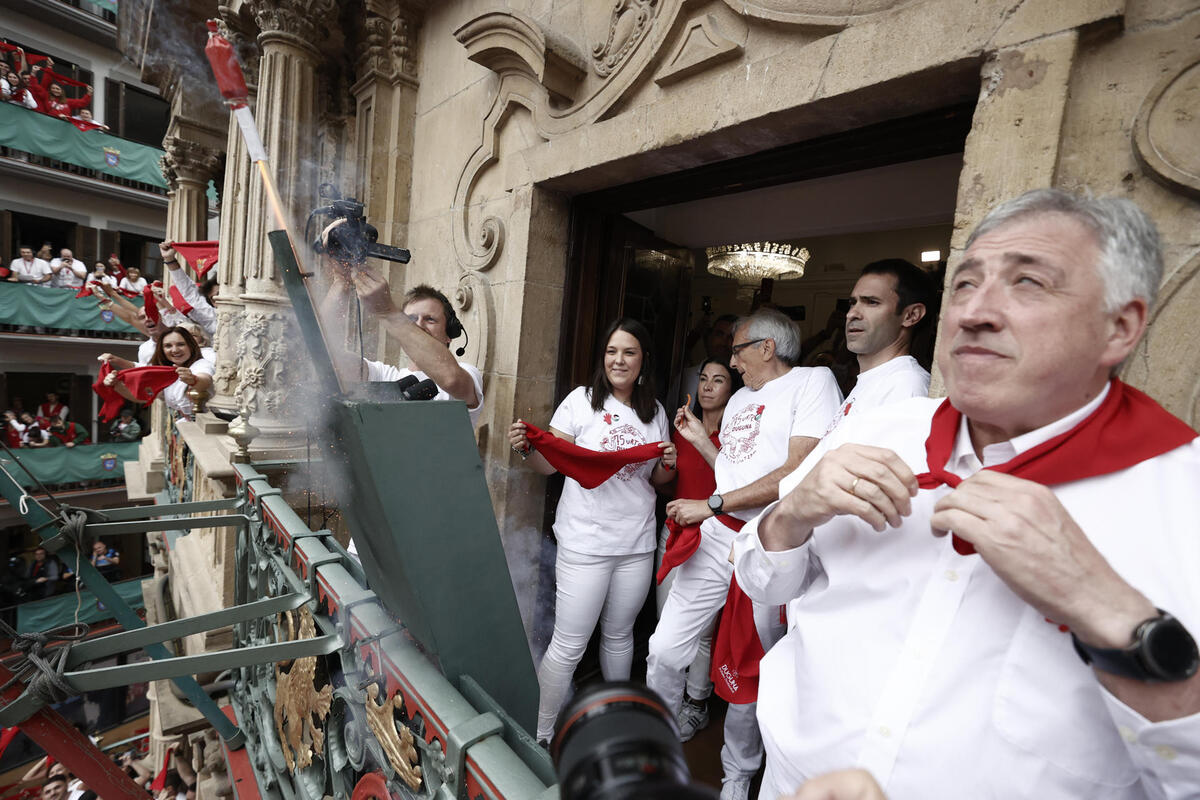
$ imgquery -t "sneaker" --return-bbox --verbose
[677,698,709,742]
[720,777,751,800]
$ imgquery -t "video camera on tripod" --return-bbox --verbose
[306,184,411,266]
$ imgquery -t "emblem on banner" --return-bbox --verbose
[101,453,118,471]
[100,309,114,323]
[103,147,120,167]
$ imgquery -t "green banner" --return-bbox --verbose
[0,442,140,486]
[17,577,146,634]
[0,281,143,334]
[0,101,166,188]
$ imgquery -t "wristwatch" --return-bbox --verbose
[707,494,724,515]
[1072,609,1199,682]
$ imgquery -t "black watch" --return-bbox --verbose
[707,494,724,515]
[1072,609,1199,682]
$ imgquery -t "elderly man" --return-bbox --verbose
[735,189,1200,799]
[49,249,86,289]
[649,307,842,800]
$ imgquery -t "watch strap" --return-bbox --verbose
[1072,609,1199,682]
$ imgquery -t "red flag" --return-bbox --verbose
[93,365,179,421]
[68,117,106,132]
[93,362,125,422]
[150,745,174,793]
[142,286,159,323]
[75,285,94,299]
[523,421,664,489]
[171,241,219,278]
[168,286,194,316]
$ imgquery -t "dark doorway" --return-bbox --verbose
[9,211,77,258]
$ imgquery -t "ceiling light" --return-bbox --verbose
[920,250,941,263]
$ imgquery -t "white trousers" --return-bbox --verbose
[536,546,653,740]
[655,522,715,701]
[646,515,736,715]
[722,601,787,784]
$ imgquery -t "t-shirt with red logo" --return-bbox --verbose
[716,367,842,520]
[549,386,669,556]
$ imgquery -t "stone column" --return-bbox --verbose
[209,9,261,414]
[230,0,335,451]
[161,138,222,243]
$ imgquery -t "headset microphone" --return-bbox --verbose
[455,327,469,358]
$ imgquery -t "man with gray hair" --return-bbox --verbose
[649,307,842,800]
[735,189,1200,799]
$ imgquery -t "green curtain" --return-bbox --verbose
[0,281,143,334]
[0,101,166,188]
[17,577,146,634]
[0,442,140,486]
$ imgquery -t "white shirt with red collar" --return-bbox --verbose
[735,388,1200,800]
[825,355,929,436]
[716,366,843,521]
[9,257,51,284]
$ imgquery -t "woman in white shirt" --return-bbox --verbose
[104,325,214,417]
[117,266,148,293]
[509,318,676,743]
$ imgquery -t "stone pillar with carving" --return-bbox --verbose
[209,8,261,414]
[161,139,223,244]
[230,0,335,451]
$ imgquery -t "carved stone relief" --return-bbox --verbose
[593,0,661,78]
[1133,56,1200,200]
[654,13,743,86]
[719,0,911,27]
[234,308,299,417]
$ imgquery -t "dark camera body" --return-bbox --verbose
[552,681,719,800]
[308,187,411,266]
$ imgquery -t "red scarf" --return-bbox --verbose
[4,422,20,449]
[707,516,768,705]
[917,379,1197,556]
[524,421,664,489]
[142,285,159,323]
[94,364,180,421]
[150,745,174,793]
[656,430,722,584]
[169,285,194,316]
[172,240,220,278]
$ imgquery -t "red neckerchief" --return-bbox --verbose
[708,517,765,705]
[657,430,722,584]
[93,364,180,421]
[142,285,159,323]
[524,421,664,489]
[917,379,1197,555]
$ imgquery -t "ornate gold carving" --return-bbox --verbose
[593,0,660,78]
[364,683,422,791]
[654,13,743,86]
[1133,57,1200,200]
[273,606,333,772]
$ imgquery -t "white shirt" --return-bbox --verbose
[37,402,68,421]
[88,273,117,288]
[716,367,842,520]
[137,338,157,366]
[735,388,1200,800]
[825,355,930,436]
[10,257,52,284]
[159,358,215,417]
[168,266,217,340]
[364,358,485,427]
[119,276,148,293]
[49,258,86,288]
[549,386,669,556]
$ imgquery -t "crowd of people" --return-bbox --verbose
[4,245,141,293]
[2,42,105,130]
[3,538,121,603]
[21,736,197,800]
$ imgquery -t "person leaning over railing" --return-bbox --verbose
[103,325,213,417]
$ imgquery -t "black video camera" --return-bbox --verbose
[307,185,411,266]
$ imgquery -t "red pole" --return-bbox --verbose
[0,664,145,799]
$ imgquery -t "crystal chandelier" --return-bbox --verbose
[705,242,810,285]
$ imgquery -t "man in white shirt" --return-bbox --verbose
[735,189,1200,799]
[649,308,842,800]
[827,259,933,434]
[8,247,52,285]
[49,249,86,288]
[159,242,216,340]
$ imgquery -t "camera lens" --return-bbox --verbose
[552,681,718,800]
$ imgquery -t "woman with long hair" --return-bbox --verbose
[655,357,743,740]
[509,318,676,743]
[103,326,213,417]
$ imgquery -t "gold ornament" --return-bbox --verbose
[273,606,333,771]
[365,682,423,791]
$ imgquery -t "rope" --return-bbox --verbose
[0,618,89,707]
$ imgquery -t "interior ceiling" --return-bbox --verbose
[623,153,963,248]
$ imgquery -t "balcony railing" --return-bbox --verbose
[0,281,143,338]
[0,101,166,195]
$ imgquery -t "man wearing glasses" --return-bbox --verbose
[648,307,843,800]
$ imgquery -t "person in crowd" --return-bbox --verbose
[87,262,117,289]
[0,68,13,103]
[46,416,89,447]
[91,539,120,579]
[326,266,484,424]
[103,326,213,417]
[36,243,53,262]
[3,410,24,448]
[99,301,164,369]
[37,391,68,423]
[509,318,676,745]
[736,189,1200,799]
[49,248,86,288]
[657,357,743,742]
[158,242,216,341]
[18,411,49,446]
[8,245,52,285]
[118,265,147,294]
[40,775,68,800]
[828,258,933,433]
[32,58,91,119]
[71,108,108,130]
[109,406,142,441]
[105,254,126,282]
[7,71,38,109]
[671,313,737,410]
[25,545,60,598]
[648,307,842,800]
